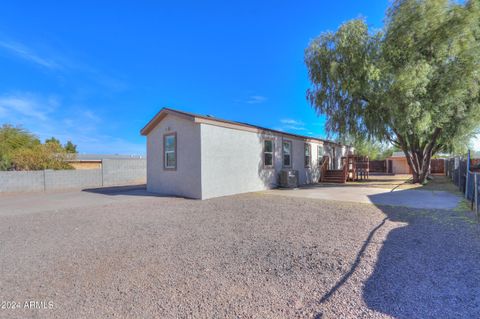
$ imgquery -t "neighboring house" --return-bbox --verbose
[67,154,144,170]
[386,152,412,174]
[386,152,449,175]
[141,108,353,199]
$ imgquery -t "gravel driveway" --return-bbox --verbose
[0,190,479,318]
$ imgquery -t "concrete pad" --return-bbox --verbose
[263,185,462,210]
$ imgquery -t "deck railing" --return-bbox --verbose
[342,159,349,182]
[320,155,330,182]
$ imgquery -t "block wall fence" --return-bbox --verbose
[0,159,146,193]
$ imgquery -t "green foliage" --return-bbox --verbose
[340,135,395,160]
[0,124,76,170]
[305,0,480,182]
[64,140,77,153]
[0,124,40,170]
[11,143,73,171]
[45,137,61,147]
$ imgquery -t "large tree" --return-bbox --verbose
[0,125,76,170]
[0,124,40,170]
[305,0,480,183]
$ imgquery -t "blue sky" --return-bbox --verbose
[0,1,389,154]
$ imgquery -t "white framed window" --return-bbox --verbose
[282,140,292,168]
[264,139,274,168]
[317,145,324,164]
[164,132,177,170]
[304,143,311,167]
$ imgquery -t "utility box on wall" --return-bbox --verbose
[279,170,299,188]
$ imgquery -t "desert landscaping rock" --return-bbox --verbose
[0,191,479,318]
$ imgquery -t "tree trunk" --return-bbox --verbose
[394,128,441,185]
[404,151,432,184]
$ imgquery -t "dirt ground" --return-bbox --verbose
[347,174,460,193]
[0,188,479,318]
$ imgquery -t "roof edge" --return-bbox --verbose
[140,107,348,147]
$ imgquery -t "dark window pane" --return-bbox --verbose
[305,155,310,166]
[264,153,273,166]
[283,142,291,154]
[264,140,273,153]
[283,154,291,166]
[166,152,176,167]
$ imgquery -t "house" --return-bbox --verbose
[140,108,354,199]
[386,152,447,175]
[66,154,144,170]
[386,152,412,174]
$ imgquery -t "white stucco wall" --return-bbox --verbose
[200,124,277,199]
[146,114,202,199]
[199,123,326,199]
[290,138,323,185]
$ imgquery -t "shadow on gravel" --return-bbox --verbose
[82,185,195,199]
[318,217,388,304]
[315,188,480,318]
[361,203,480,318]
[82,184,159,197]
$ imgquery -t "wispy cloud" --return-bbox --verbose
[283,125,307,131]
[280,118,305,126]
[0,93,57,121]
[277,118,307,132]
[275,118,325,139]
[0,38,127,92]
[246,95,267,104]
[0,40,60,69]
[0,92,143,154]
[83,110,101,123]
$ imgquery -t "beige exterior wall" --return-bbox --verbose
[146,114,202,199]
[389,157,411,174]
[70,162,102,170]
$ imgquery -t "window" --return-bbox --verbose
[317,145,324,164]
[304,143,311,167]
[282,140,292,167]
[264,140,274,168]
[164,133,177,170]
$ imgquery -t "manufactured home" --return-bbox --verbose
[141,108,353,199]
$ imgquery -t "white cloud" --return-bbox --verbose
[275,117,325,139]
[0,92,144,155]
[283,125,307,131]
[0,93,57,121]
[280,118,304,126]
[277,118,308,132]
[246,95,267,104]
[0,38,127,92]
[83,110,101,123]
[0,40,60,69]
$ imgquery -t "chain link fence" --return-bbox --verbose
[446,156,480,217]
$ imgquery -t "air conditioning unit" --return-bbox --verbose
[279,169,299,188]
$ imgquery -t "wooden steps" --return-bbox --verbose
[322,170,346,183]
